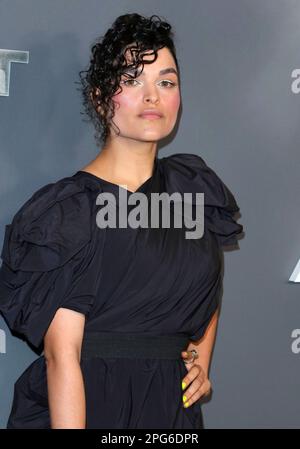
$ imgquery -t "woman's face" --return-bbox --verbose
[108,46,181,142]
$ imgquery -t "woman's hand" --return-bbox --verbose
[180,350,212,408]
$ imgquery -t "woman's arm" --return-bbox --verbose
[186,307,219,376]
[44,308,87,429]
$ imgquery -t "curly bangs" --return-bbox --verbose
[76,13,180,147]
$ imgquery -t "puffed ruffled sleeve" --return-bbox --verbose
[0,176,105,350]
[162,152,244,247]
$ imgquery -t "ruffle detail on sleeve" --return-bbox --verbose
[0,178,96,272]
[0,175,107,350]
[161,153,244,247]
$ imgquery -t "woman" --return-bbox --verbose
[0,13,243,429]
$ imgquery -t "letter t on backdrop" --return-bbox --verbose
[0,49,29,96]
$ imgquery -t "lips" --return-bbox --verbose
[140,113,162,119]
[139,109,163,119]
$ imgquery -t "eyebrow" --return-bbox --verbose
[125,67,178,77]
[158,67,178,76]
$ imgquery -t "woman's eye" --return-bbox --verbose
[159,80,176,87]
[120,79,177,87]
[121,79,139,86]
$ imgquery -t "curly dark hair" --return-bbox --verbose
[76,13,181,147]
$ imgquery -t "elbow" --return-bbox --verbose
[44,348,81,366]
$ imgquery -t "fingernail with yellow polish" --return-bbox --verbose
[182,381,186,390]
[184,401,189,408]
[182,395,187,403]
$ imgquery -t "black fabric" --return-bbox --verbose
[80,331,190,360]
[0,152,243,429]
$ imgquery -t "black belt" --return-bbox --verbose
[80,331,190,360]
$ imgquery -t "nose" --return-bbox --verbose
[143,84,159,104]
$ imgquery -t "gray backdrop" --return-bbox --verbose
[0,0,299,429]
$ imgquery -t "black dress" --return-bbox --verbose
[0,153,243,429]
